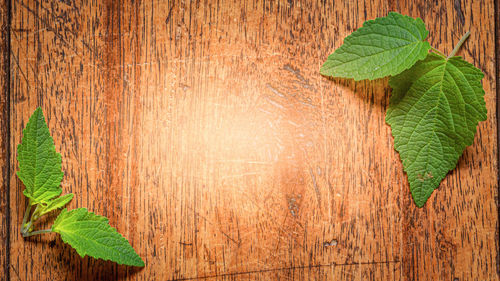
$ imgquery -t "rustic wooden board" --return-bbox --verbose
[1,0,498,280]
[0,0,11,280]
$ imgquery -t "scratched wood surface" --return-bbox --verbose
[0,0,498,280]
[0,0,11,280]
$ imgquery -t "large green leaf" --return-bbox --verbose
[17,107,63,203]
[320,12,430,81]
[52,208,145,267]
[386,53,487,207]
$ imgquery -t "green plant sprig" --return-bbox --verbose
[17,107,145,267]
[320,12,487,207]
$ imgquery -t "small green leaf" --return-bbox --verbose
[17,107,63,204]
[39,193,74,216]
[386,53,487,207]
[320,12,431,81]
[52,208,144,267]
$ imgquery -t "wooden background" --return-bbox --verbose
[0,0,498,280]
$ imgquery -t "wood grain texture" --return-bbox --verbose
[0,0,10,280]
[1,0,498,280]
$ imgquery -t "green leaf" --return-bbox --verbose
[320,12,431,81]
[17,107,63,203]
[52,208,145,267]
[39,193,74,216]
[386,53,487,207]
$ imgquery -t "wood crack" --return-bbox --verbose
[169,260,401,281]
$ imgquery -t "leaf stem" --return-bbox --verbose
[21,201,32,233]
[22,229,52,238]
[24,204,43,234]
[23,221,33,233]
[430,46,445,57]
[448,31,470,58]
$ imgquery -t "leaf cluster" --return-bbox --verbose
[17,108,144,267]
[320,12,487,207]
